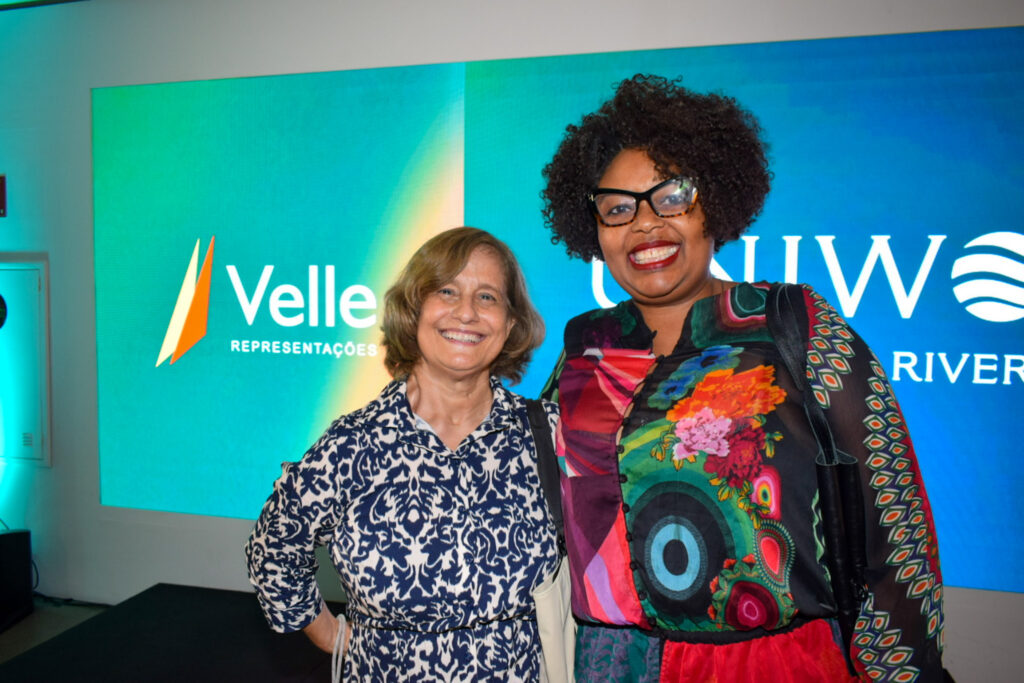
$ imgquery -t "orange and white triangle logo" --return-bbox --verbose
[156,237,215,366]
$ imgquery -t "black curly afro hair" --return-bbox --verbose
[541,74,771,261]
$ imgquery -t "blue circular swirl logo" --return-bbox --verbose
[951,231,1024,322]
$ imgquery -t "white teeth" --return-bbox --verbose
[442,330,483,343]
[631,245,679,264]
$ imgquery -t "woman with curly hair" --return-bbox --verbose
[540,75,946,681]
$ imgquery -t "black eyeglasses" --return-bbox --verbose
[588,176,699,227]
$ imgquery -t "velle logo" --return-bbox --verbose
[154,237,381,365]
[156,237,215,366]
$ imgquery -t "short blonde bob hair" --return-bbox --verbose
[382,226,543,383]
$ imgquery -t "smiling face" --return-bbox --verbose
[596,148,717,311]
[414,246,514,383]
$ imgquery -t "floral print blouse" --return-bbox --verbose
[543,282,945,681]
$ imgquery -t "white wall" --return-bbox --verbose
[1,0,1021,679]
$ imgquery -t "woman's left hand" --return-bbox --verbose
[302,608,346,654]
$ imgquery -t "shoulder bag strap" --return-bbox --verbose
[766,283,863,676]
[524,399,565,554]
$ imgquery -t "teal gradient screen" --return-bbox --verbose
[93,28,1024,592]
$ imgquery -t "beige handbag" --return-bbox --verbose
[525,400,576,683]
[533,554,576,683]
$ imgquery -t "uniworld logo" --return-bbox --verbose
[589,230,1023,385]
[951,231,1024,322]
[589,230,1024,327]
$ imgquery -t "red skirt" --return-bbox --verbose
[575,618,857,682]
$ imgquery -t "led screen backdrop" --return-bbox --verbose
[93,27,1023,592]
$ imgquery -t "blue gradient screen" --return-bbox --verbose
[93,28,1024,592]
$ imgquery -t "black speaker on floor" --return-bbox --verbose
[0,529,33,633]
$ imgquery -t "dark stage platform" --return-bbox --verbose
[0,583,342,682]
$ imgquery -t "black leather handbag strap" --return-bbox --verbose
[524,399,565,553]
[766,284,868,561]
[766,283,865,676]
[767,284,853,467]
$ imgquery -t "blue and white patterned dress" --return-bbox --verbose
[245,377,559,681]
